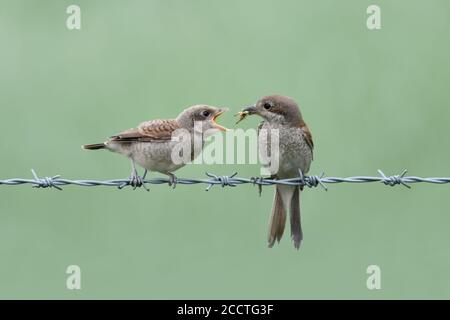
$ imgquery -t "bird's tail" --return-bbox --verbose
[290,186,303,249]
[268,186,287,247]
[82,143,106,150]
[268,185,303,249]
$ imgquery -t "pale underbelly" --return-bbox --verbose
[107,141,186,174]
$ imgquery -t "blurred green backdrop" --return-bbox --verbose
[1,0,450,299]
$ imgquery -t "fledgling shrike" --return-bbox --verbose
[83,105,228,187]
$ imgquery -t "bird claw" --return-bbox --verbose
[251,176,271,196]
[119,170,149,191]
[130,175,143,190]
[168,174,178,189]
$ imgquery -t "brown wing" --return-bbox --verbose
[300,122,314,157]
[110,119,180,143]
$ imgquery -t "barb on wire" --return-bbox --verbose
[1,169,450,192]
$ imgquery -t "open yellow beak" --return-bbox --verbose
[212,108,229,132]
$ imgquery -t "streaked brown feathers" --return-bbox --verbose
[110,119,181,142]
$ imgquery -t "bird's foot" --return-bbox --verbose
[167,173,178,189]
[251,175,276,196]
[120,170,149,191]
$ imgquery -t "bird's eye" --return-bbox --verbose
[201,110,211,117]
[263,102,272,110]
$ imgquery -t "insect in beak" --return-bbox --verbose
[234,111,250,125]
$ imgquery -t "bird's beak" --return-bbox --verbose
[243,105,257,114]
[212,108,229,132]
[235,105,256,124]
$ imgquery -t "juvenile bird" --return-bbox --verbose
[83,105,228,187]
[239,95,313,249]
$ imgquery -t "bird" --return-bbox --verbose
[83,105,229,188]
[238,95,313,249]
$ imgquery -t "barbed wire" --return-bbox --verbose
[0,169,449,192]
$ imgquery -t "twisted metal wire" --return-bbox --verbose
[0,169,449,191]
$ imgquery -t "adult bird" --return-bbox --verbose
[238,95,313,249]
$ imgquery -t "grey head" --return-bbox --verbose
[176,105,229,133]
[242,95,303,127]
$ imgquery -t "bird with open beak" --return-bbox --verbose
[83,105,229,188]
[237,95,313,249]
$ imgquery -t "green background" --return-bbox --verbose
[1,0,449,299]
